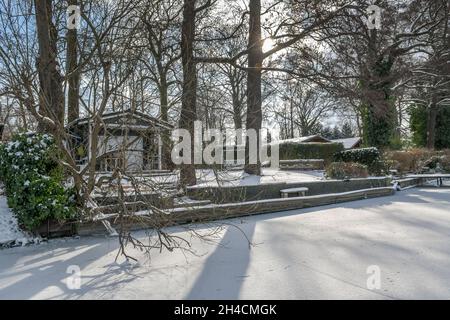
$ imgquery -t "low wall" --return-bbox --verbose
[76,187,395,236]
[92,192,173,208]
[187,177,392,203]
[170,187,395,224]
[395,178,423,189]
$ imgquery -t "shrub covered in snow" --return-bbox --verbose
[0,133,76,230]
[384,149,437,174]
[277,142,344,163]
[334,147,381,174]
[326,162,369,180]
[440,155,450,173]
[415,154,450,173]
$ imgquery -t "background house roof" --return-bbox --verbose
[330,137,362,149]
[72,109,173,130]
[272,135,332,144]
[227,135,332,149]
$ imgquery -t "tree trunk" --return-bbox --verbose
[179,0,197,186]
[228,67,244,130]
[363,59,396,148]
[159,73,173,170]
[231,85,243,130]
[426,99,438,149]
[233,113,243,130]
[244,0,262,175]
[35,0,64,132]
[66,0,79,124]
[289,98,294,138]
[362,29,399,148]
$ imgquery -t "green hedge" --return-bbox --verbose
[334,147,381,174]
[0,133,76,230]
[277,142,344,163]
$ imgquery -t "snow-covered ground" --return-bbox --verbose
[93,169,324,194]
[1,187,450,299]
[0,190,34,247]
[193,168,324,187]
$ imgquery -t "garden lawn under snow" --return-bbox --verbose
[1,188,450,299]
[95,168,325,193]
[193,168,324,187]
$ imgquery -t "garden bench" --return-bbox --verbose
[280,187,309,198]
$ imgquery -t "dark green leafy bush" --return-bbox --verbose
[0,133,76,230]
[326,162,369,180]
[334,147,381,174]
[277,142,344,163]
[409,104,450,149]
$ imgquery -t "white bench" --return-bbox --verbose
[280,187,309,198]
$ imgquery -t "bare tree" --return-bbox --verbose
[317,0,446,148]
[196,0,352,174]
[66,0,80,124]
[271,79,336,138]
[179,0,198,186]
[404,0,450,149]
[34,0,65,131]
[139,0,182,169]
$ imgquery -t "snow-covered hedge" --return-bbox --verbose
[0,133,76,230]
[277,142,344,163]
[334,147,381,174]
[326,162,369,180]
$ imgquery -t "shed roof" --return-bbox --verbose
[270,135,332,145]
[72,109,173,130]
[330,137,362,149]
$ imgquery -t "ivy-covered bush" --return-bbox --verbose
[409,104,450,149]
[0,133,76,230]
[334,147,381,174]
[277,142,344,163]
[326,162,369,180]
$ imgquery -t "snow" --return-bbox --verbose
[221,135,331,149]
[0,192,34,247]
[1,188,450,299]
[330,137,362,149]
[270,135,331,144]
[406,174,450,178]
[193,168,324,188]
[91,169,325,191]
[279,159,324,163]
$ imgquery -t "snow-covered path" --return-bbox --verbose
[1,188,450,300]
